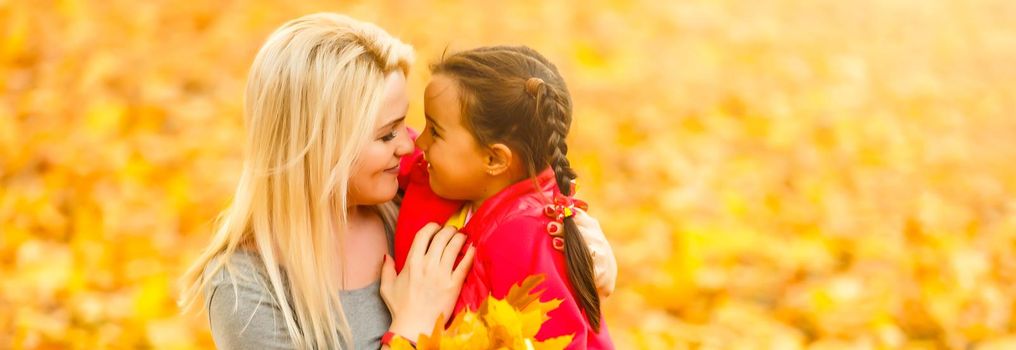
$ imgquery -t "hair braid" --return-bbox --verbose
[543,87,575,195]
[538,79,601,330]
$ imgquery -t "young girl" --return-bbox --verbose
[386,46,614,349]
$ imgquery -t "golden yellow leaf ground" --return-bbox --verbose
[2,0,1016,349]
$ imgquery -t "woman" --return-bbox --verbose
[179,13,616,349]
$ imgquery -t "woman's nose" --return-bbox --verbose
[395,128,415,156]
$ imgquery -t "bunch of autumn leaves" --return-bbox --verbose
[390,275,574,350]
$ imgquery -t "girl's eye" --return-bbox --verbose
[381,129,399,142]
[429,126,439,138]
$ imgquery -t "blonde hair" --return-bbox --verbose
[179,13,413,349]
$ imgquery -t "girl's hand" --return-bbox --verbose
[380,223,476,342]
[573,209,618,297]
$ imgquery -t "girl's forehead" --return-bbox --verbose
[423,75,463,124]
[424,74,458,101]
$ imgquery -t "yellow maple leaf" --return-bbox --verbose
[404,275,572,350]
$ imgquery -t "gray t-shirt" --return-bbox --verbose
[203,228,394,349]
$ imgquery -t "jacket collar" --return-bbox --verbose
[461,168,558,237]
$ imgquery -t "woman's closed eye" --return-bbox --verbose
[380,128,399,142]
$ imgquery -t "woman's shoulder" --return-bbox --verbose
[204,250,270,289]
[203,251,295,349]
[203,250,283,310]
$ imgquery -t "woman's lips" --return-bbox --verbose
[384,164,399,175]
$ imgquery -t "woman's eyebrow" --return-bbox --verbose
[378,116,406,131]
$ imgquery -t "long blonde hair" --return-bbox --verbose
[179,13,413,349]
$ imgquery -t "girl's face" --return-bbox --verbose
[348,72,414,206]
[416,74,491,202]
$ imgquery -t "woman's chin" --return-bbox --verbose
[354,183,399,205]
[379,182,399,202]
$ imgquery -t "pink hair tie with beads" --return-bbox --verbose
[543,191,588,251]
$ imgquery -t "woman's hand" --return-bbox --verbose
[380,223,476,342]
[573,208,618,297]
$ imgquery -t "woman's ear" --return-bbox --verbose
[485,143,513,176]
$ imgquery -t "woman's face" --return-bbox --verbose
[416,74,491,202]
[348,72,414,206]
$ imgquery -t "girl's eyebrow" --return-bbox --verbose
[424,114,444,132]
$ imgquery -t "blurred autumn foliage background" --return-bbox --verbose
[3,0,1016,349]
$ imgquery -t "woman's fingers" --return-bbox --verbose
[425,226,458,269]
[407,222,441,270]
[439,233,468,271]
[379,254,395,307]
[380,254,395,290]
[451,244,476,284]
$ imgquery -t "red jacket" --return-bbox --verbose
[394,149,614,349]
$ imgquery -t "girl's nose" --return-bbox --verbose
[414,130,429,151]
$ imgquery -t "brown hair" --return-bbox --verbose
[431,46,601,329]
